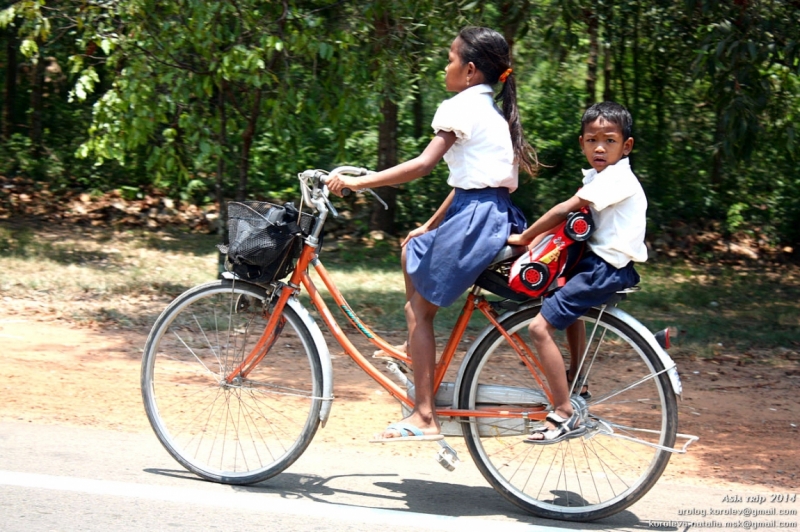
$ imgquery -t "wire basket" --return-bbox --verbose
[220,201,314,284]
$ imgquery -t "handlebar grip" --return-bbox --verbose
[341,188,352,197]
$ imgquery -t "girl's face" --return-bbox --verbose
[444,37,471,92]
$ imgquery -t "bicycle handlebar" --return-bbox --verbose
[323,166,373,197]
[298,166,387,214]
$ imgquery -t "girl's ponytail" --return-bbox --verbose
[497,72,538,176]
[457,27,539,177]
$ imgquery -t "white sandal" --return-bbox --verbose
[526,411,587,445]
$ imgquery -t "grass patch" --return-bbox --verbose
[0,222,220,326]
[624,262,799,355]
[2,221,797,357]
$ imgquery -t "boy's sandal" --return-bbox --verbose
[525,411,587,445]
[567,370,592,400]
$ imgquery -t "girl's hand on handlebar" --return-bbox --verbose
[327,173,357,197]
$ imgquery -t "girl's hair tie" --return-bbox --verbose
[499,68,513,83]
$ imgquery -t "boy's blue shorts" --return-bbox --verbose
[540,251,640,331]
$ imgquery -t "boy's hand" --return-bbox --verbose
[507,233,531,247]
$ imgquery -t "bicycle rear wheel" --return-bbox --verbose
[459,305,678,521]
[141,280,323,485]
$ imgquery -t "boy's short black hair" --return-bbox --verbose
[581,101,633,141]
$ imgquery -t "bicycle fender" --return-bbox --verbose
[286,296,334,425]
[604,306,683,396]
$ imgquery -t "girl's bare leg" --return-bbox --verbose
[374,248,413,357]
[376,291,441,438]
[373,247,414,356]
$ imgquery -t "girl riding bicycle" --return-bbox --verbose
[328,26,536,442]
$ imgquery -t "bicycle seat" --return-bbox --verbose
[474,245,531,302]
[489,245,526,267]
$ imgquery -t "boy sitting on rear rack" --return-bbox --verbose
[507,101,647,444]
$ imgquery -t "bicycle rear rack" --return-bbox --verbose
[589,417,699,454]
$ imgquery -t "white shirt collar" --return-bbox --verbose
[456,84,494,97]
[582,156,631,182]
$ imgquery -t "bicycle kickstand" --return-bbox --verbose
[436,440,461,471]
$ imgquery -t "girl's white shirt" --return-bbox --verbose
[431,84,518,192]
[577,157,648,268]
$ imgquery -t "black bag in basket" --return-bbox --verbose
[219,201,312,284]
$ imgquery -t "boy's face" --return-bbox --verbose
[579,117,634,173]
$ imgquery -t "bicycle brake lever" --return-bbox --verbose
[366,188,388,210]
[339,186,387,210]
[323,194,339,218]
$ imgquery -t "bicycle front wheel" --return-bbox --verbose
[459,305,678,521]
[141,280,323,484]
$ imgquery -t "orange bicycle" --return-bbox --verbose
[141,167,697,521]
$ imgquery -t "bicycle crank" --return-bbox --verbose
[436,440,461,471]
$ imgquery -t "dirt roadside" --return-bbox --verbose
[1,309,798,492]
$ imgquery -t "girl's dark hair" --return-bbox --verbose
[457,26,538,176]
[581,101,634,141]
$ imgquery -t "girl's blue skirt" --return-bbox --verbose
[405,187,527,307]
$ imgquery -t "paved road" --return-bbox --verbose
[0,421,791,531]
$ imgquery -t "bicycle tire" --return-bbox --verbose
[141,280,323,485]
[459,304,678,521]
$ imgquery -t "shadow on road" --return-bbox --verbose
[143,467,656,530]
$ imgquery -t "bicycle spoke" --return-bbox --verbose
[171,329,219,378]
[460,305,677,521]
[142,281,322,484]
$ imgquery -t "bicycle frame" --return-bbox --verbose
[226,239,554,423]
[222,166,686,434]
[140,166,700,523]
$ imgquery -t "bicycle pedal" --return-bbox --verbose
[435,440,460,472]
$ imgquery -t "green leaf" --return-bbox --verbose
[20,38,39,58]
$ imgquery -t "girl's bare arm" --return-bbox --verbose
[401,190,455,247]
[327,131,457,195]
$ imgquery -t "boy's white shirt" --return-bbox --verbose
[577,157,648,268]
[431,84,518,192]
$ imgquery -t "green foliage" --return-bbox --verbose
[1,0,799,247]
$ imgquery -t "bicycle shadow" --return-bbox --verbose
[145,469,664,531]
[145,467,658,530]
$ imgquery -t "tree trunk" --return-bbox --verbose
[632,3,641,123]
[585,9,599,108]
[370,11,398,234]
[370,96,398,233]
[412,83,424,140]
[215,84,228,276]
[499,1,531,57]
[711,108,725,187]
[617,25,628,106]
[30,52,46,155]
[236,88,262,202]
[2,26,18,140]
[603,8,613,102]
